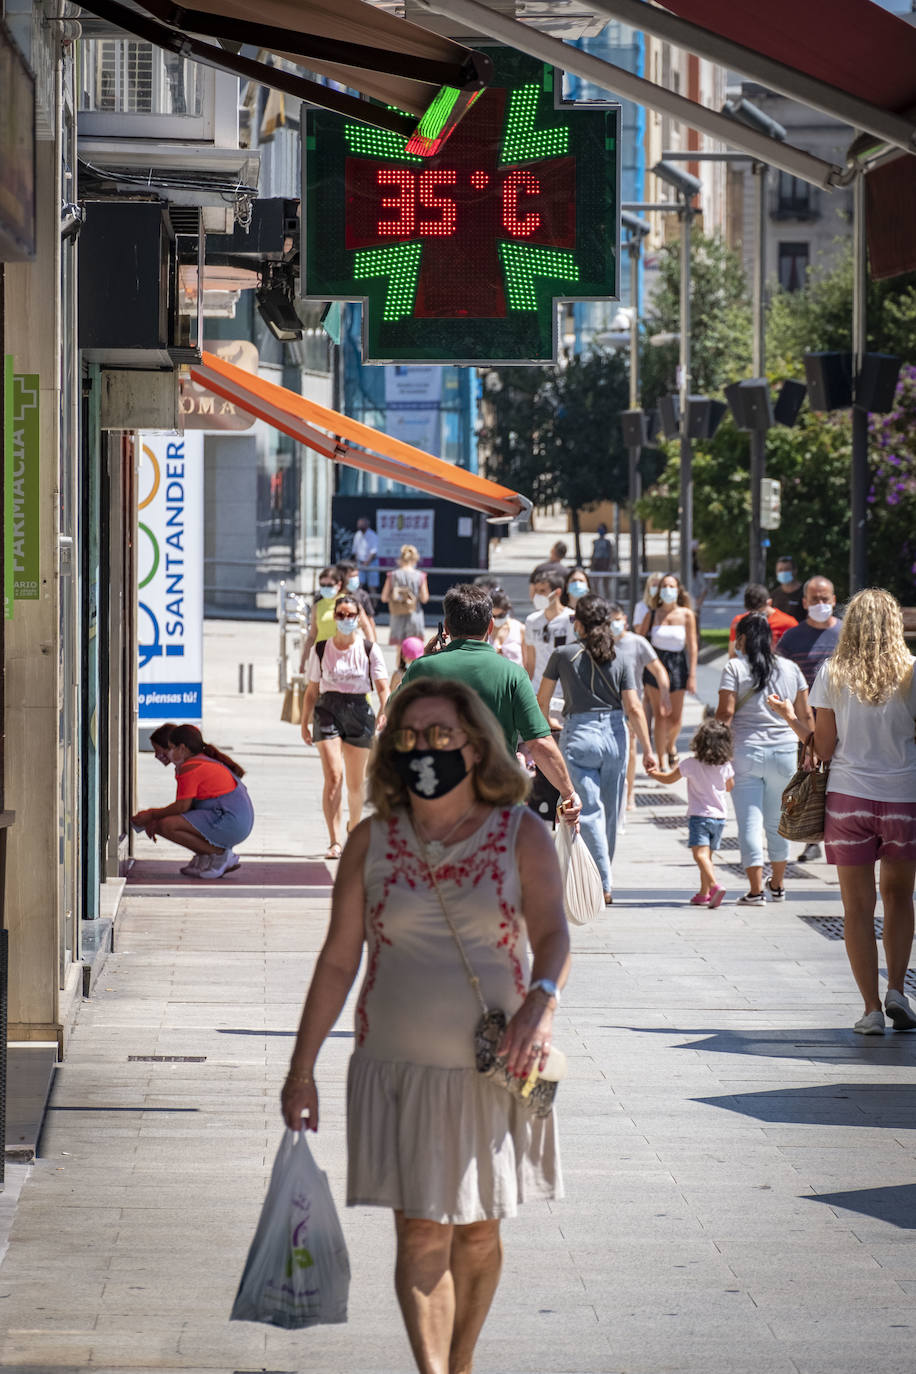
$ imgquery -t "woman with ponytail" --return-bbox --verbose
[131,724,254,878]
[537,594,656,904]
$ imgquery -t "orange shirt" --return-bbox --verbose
[729,608,798,648]
[175,756,238,801]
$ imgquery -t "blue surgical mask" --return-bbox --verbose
[336,617,358,635]
[610,619,626,637]
[319,584,338,600]
[776,570,794,585]
[347,576,360,592]
[659,586,678,604]
[568,581,588,599]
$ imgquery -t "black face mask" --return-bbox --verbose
[393,749,468,800]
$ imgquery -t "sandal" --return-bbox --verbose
[669,750,680,767]
[325,842,343,860]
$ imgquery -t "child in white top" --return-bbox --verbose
[649,719,735,907]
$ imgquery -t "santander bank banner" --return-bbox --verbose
[137,432,204,723]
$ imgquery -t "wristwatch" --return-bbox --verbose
[528,978,560,1004]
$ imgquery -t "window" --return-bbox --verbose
[778,242,809,292]
[776,172,814,218]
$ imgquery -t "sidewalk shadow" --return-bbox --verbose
[611,1025,916,1066]
[805,1184,916,1229]
[694,1081,916,1129]
[126,857,333,888]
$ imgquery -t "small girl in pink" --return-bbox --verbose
[649,719,735,907]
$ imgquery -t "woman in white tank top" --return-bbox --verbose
[636,573,698,768]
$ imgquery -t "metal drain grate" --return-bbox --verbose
[128,1055,207,1062]
[801,916,916,996]
[718,836,740,850]
[634,791,680,807]
[720,861,813,881]
[651,814,689,829]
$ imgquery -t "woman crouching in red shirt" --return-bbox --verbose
[131,725,254,879]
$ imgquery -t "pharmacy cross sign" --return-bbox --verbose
[301,45,620,364]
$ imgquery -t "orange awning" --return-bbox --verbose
[189,350,530,520]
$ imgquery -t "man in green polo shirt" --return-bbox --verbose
[398,584,582,825]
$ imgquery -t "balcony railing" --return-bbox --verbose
[79,39,205,117]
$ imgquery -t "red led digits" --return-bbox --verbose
[470,170,489,189]
[377,169,415,237]
[502,168,542,238]
[418,169,458,236]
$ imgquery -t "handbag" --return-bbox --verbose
[390,571,418,615]
[554,822,604,926]
[417,827,566,1118]
[778,733,829,841]
[280,676,304,725]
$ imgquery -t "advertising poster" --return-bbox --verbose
[137,431,203,723]
[384,366,442,454]
[377,508,435,565]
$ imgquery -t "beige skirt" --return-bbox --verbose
[346,1051,563,1224]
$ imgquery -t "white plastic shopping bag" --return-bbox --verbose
[231,1129,350,1329]
[554,823,604,926]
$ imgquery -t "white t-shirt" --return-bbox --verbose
[809,659,916,803]
[679,757,734,818]
[352,528,379,565]
[524,607,574,694]
[307,638,388,695]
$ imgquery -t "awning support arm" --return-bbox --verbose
[584,0,916,158]
[76,0,416,135]
[414,0,844,191]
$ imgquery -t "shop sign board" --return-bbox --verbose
[11,373,39,601]
[384,366,442,454]
[377,508,435,565]
[137,432,203,722]
[179,339,258,430]
[2,356,13,618]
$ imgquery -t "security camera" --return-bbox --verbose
[620,211,650,238]
[652,161,702,200]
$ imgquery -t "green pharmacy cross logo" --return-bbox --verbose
[303,46,619,364]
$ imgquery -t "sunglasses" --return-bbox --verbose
[392,725,466,752]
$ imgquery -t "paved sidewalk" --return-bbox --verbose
[2,623,916,1373]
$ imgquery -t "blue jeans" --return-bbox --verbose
[731,743,797,870]
[560,710,624,892]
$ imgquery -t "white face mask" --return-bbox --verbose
[659,586,678,605]
[492,615,507,627]
[532,593,550,612]
[807,601,834,623]
[610,619,626,636]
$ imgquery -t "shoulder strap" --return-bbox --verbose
[316,639,327,665]
[585,650,619,700]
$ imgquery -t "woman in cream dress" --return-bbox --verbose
[282,676,569,1374]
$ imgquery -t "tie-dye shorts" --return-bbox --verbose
[824,792,916,866]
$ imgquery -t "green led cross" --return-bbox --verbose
[500,84,569,164]
[354,242,423,321]
[499,243,579,311]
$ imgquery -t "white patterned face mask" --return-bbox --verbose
[393,750,468,799]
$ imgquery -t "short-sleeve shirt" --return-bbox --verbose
[399,638,549,754]
[313,596,338,644]
[612,631,658,690]
[771,583,805,622]
[307,638,387,695]
[777,619,841,688]
[679,757,734,819]
[524,607,574,694]
[719,656,807,750]
[175,756,238,800]
[809,659,916,803]
[542,643,635,715]
[729,608,797,647]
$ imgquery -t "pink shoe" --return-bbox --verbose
[690,892,711,906]
[708,885,726,909]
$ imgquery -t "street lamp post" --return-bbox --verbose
[620,211,649,615]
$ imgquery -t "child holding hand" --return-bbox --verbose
[649,719,734,907]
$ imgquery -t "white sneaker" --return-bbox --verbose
[202,848,240,879]
[885,989,916,1030]
[854,1010,886,1035]
[180,853,207,877]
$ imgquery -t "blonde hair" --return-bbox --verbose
[642,572,662,604]
[368,678,530,819]
[399,544,420,565]
[824,588,913,706]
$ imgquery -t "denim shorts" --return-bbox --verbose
[688,815,725,850]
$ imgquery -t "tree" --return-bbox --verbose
[867,364,916,602]
[640,229,752,408]
[480,350,630,562]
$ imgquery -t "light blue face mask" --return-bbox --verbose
[776,570,794,585]
[336,617,358,635]
[568,581,588,599]
[319,584,338,599]
[347,577,360,592]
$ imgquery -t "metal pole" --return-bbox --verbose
[627,238,642,618]
[678,201,692,591]
[749,162,768,585]
[850,171,868,593]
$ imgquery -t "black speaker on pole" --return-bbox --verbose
[619,409,649,447]
[855,353,901,413]
[706,399,728,439]
[804,352,852,411]
[685,396,710,440]
[725,378,773,432]
[773,379,807,428]
[646,408,662,445]
[658,393,680,439]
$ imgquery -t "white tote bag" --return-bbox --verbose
[554,823,605,926]
[231,1129,350,1329]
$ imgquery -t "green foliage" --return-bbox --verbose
[867,364,916,602]
[640,229,752,407]
[480,350,630,544]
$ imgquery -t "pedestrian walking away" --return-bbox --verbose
[538,593,656,904]
[281,677,570,1374]
[727,583,797,655]
[607,604,671,812]
[488,588,525,665]
[589,522,617,599]
[398,584,583,828]
[716,614,813,905]
[649,719,734,907]
[131,724,253,878]
[777,574,842,862]
[769,588,916,1035]
[381,543,429,646]
[302,594,390,859]
[771,554,805,623]
[637,572,698,769]
[352,514,380,593]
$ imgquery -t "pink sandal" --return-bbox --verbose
[689,892,710,906]
[707,885,726,909]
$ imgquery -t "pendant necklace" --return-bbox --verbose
[413,799,479,862]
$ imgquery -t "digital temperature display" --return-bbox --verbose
[302,46,619,364]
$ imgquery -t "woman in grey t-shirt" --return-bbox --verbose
[716,613,812,906]
[538,594,656,904]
